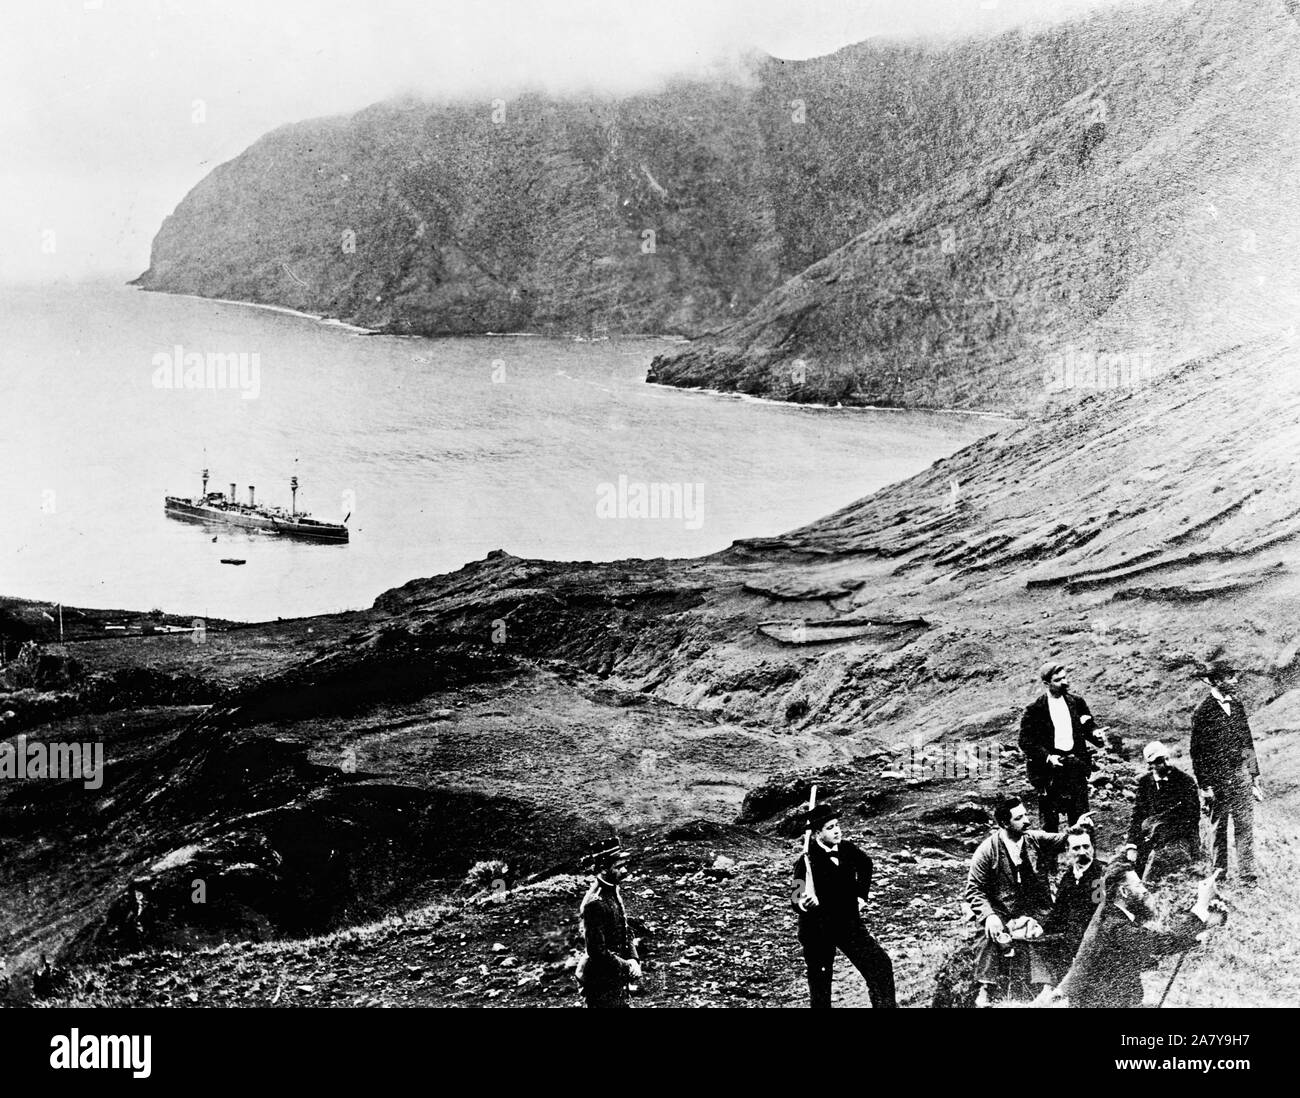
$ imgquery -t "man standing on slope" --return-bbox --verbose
[1019,662,1107,834]
[792,804,897,1008]
[577,845,641,1008]
[1191,665,1262,886]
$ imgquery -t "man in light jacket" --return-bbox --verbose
[965,796,1092,1006]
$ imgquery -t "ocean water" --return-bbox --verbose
[0,280,1005,621]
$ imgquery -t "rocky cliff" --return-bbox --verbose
[649,0,1300,409]
[133,1,1226,360]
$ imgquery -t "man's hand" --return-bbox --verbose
[797,892,819,911]
[984,914,1005,941]
[626,959,642,980]
[1075,812,1094,830]
[1252,779,1265,803]
[1047,755,1064,768]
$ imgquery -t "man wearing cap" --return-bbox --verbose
[1191,666,1261,885]
[577,847,641,1008]
[1018,662,1107,834]
[791,805,897,1009]
[1127,741,1201,882]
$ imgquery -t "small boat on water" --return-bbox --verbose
[220,558,246,566]
[165,470,349,543]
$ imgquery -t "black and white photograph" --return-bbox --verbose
[0,0,1293,1076]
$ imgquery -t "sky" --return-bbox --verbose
[0,0,1135,282]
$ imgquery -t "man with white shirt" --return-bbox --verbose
[792,804,896,1008]
[1018,662,1107,834]
[1191,666,1261,885]
[1042,824,1106,975]
[965,797,1092,1006]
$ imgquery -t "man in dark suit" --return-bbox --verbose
[1127,741,1201,882]
[1191,666,1261,885]
[1042,824,1105,979]
[1019,661,1107,834]
[792,804,896,1009]
[578,846,640,1008]
[1051,862,1220,1008]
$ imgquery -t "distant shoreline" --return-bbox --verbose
[128,284,378,335]
[647,380,1023,422]
[129,283,693,345]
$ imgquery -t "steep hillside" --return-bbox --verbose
[135,1,1201,354]
[7,333,1300,1005]
[651,0,1300,409]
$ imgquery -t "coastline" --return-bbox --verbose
[128,283,379,335]
[646,379,1024,423]
[130,283,695,345]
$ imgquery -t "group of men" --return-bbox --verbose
[576,659,1262,1008]
[964,659,1259,1007]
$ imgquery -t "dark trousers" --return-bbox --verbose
[800,921,896,1009]
[1039,779,1089,834]
[582,979,630,1008]
[1207,768,1256,878]
[1137,834,1198,883]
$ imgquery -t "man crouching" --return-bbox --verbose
[966,797,1092,1006]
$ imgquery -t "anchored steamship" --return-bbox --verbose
[164,469,349,543]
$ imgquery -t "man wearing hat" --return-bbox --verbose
[791,804,897,1008]
[1126,741,1201,882]
[1018,661,1107,834]
[577,845,641,1008]
[1191,666,1261,884]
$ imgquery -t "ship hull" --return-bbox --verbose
[164,498,349,543]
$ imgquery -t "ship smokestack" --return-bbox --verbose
[248,485,255,507]
[229,483,236,502]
